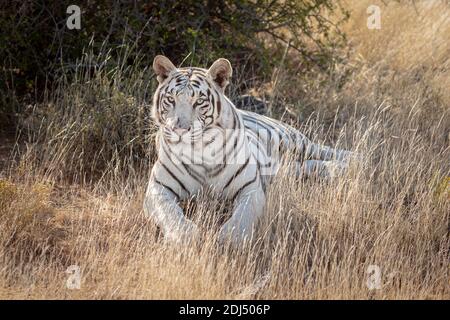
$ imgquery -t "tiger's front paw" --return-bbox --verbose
[164,220,200,245]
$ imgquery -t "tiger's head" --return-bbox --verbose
[151,55,234,144]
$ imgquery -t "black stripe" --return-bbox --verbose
[209,89,215,108]
[217,99,221,115]
[207,128,243,177]
[247,130,265,151]
[161,144,185,176]
[231,107,239,129]
[182,163,205,185]
[160,162,189,195]
[156,91,162,109]
[230,173,258,203]
[243,116,273,156]
[224,132,240,163]
[223,156,250,190]
[203,134,217,147]
[207,130,230,177]
[258,160,271,168]
[153,177,181,201]
[244,116,276,133]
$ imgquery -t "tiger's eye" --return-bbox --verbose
[167,96,175,103]
[196,98,205,104]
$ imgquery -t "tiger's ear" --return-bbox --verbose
[153,55,176,83]
[207,58,232,91]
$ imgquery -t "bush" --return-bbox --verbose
[18,46,156,181]
[0,0,348,129]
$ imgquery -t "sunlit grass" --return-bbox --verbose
[0,0,448,299]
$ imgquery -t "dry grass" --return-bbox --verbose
[0,0,449,299]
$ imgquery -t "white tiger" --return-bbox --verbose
[144,55,356,245]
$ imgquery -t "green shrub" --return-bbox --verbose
[1,0,348,129]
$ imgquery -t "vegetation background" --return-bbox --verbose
[0,0,448,299]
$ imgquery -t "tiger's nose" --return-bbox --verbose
[173,126,191,135]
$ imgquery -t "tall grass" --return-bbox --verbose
[0,0,449,299]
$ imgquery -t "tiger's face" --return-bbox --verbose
[152,55,232,144]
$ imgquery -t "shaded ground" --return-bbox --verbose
[0,134,15,176]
